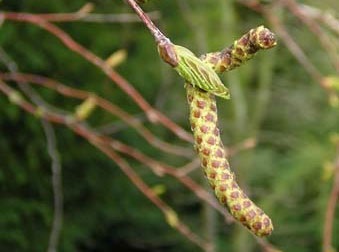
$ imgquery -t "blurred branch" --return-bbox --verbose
[0,49,63,252]
[0,72,193,158]
[0,71,232,222]
[2,12,193,143]
[281,0,339,71]
[238,1,336,98]
[298,4,339,36]
[93,143,211,251]
[36,11,161,23]
[0,79,212,251]
[21,2,161,23]
[42,120,63,252]
[322,138,339,252]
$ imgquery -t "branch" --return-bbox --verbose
[0,79,211,251]
[0,72,193,157]
[2,12,193,143]
[125,0,167,43]
[322,139,339,252]
[42,120,63,252]
[0,49,64,252]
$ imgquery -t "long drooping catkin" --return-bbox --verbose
[186,84,273,237]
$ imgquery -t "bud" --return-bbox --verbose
[158,41,230,99]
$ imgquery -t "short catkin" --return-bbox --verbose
[186,84,273,237]
[201,25,277,74]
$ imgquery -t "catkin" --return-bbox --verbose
[186,84,273,237]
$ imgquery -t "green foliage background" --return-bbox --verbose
[0,0,338,251]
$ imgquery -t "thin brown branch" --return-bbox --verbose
[92,143,210,251]
[0,51,64,252]
[108,140,233,223]
[124,0,167,43]
[0,79,211,251]
[35,11,161,23]
[2,12,192,143]
[0,72,193,158]
[281,0,339,71]
[298,4,339,36]
[0,73,230,221]
[239,1,334,96]
[322,142,339,252]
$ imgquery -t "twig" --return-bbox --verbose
[0,49,64,252]
[298,4,339,36]
[322,142,339,252]
[92,142,210,251]
[239,1,333,95]
[0,72,230,220]
[35,11,161,23]
[2,12,193,143]
[281,0,339,71]
[0,72,193,157]
[0,79,211,251]
[43,120,63,252]
[125,0,167,43]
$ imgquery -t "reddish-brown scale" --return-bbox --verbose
[231,191,240,199]
[264,218,271,227]
[232,204,242,211]
[252,222,262,231]
[197,100,206,109]
[205,113,214,121]
[243,200,252,208]
[247,210,256,220]
[213,127,219,136]
[209,172,216,179]
[202,158,208,166]
[221,173,230,180]
[216,148,223,158]
[202,148,211,156]
[207,136,216,145]
[196,136,203,144]
[211,160,221,168]
[191,122,196,130]
[219,184,227,192]
[193,110,201,118]
[200,125,209,133]
[235,47,245,57]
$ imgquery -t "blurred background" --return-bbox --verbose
[0,0,338,251]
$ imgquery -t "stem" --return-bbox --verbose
[125,0,168,43]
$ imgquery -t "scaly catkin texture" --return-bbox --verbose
[185,26,277,237]
[201,26,277,74]
[186,84,273,237]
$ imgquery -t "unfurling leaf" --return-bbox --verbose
[158,42,230,99]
